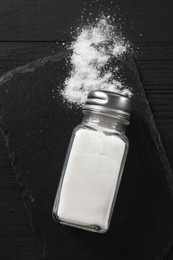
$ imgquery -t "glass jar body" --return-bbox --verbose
[52,112,129,233]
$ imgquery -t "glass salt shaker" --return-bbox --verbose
[52,90,132,233]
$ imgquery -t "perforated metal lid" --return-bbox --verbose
[83,90,132,124]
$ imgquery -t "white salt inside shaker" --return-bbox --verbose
[53,90,132,233]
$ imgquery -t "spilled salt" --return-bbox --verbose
[61,15,132,106]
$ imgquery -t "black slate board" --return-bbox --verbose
[0,50,173,260]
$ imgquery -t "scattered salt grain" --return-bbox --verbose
[61,15,132,106]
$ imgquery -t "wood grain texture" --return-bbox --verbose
[0,0,173,41]
[0,0,173,258]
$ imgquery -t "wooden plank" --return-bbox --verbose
[0,0,86,41]
[136,61,173,85]
[135,42,173,60]
[0,0,173,41]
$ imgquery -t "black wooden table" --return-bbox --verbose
[0,1,173,259]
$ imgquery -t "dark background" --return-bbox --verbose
[0,0,173,259]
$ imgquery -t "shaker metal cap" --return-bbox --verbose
[83,90,132,124]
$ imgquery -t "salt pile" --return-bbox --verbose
[61,15,132,106]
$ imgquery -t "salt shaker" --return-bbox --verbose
[52,90,132,233]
